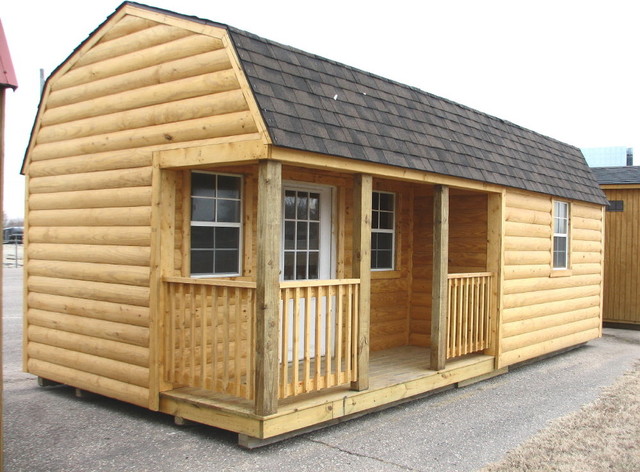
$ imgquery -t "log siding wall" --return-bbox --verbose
[24,14,260,408]
[499,191,603,367]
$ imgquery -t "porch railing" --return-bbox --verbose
[447,272,493,359]
[163,277,256,400]
[279,279,360,399]
[163,277,360,402]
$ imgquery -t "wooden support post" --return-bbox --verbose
[487,192,505,362]
[149,161,177,409]
[351,174,372,391]
[431,185,449,371]
[255,160,282,416]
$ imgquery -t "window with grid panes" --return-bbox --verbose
[552,200,569,269]
[190,172,242,276]
[371,191,395,270]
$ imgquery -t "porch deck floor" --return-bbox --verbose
[160,346,495,440]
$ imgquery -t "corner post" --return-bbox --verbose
[352,174,372,391]
[255,160,282,416]
[431,185,449,371]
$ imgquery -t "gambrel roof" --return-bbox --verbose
[27,2,608,205]
[591,166,640,185]
[226,26,606,205]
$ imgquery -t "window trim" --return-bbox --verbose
[189,171,243,278]
[371,190,396,271]
[552,200,570,271]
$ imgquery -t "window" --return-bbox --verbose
[552,201,569,270]
[190,172,242,276]
[371,191,395,270]
[607,200,624,212]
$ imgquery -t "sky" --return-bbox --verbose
[1,0,638,219]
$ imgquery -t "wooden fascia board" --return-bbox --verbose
[157,139,269,169]
[221,34,272,146]
[600,184,640,190]
[271,146,505,193]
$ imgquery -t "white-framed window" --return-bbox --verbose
[190,171,242,276]
[371,191,395,270]
[552,200,569,270]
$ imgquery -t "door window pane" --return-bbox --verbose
[297,192,308,219]
[283,188,326,280]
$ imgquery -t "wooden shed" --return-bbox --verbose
[21,2,608,447]
[592,166,640,327]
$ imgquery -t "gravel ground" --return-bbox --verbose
[4,267,640,471]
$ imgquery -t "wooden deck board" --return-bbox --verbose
[159,346,495,441]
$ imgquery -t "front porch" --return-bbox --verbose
[153,159,502,443]
[159,346,497,447]
[158,269,496,444]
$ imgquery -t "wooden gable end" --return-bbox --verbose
[23,4,270,176]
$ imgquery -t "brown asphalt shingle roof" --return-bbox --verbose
[226,27,606,205]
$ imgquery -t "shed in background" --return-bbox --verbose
[592,166,640,327]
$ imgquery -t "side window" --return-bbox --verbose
[371,191,395,270]
[552,200,569,270]
[190,172,242,276]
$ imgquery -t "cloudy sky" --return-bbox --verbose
[1,0,638,218]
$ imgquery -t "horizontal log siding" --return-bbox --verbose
[409,191,433,347]
[499,191,604,367]
[24,15,259,407]
[601,188,640,324]
[370,181,413,351]
[409,192,488,348]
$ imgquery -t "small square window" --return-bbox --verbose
[607,200,624,212]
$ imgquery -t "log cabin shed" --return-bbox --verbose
[21,2,608,447]
[592,166,640,328]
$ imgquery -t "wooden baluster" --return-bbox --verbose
[211,286,218,392]
[336,284,344,384]
[168,283,176,383]
[280,288,289,398]
[199,284,207,389]
[292,287,300,396]
[315,286,322,390]
[234,287,242,397]
[304,286,312,392]
[222,286,230,392]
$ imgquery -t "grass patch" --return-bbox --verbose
[483,361,640,471]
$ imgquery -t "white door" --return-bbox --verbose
[281,183,334,361]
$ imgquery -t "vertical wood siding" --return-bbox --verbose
[499,191,603,367]
[25,15,259,407]
[602,188,640,324]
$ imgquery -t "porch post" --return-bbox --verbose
[255,159,282,416]
[431,184,449,371]
[352,174,372,391]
